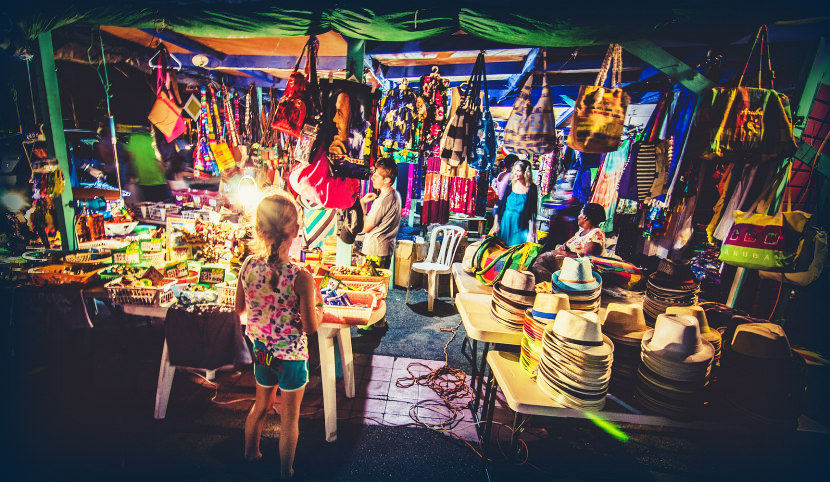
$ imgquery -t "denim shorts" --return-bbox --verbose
[252,341,309,391]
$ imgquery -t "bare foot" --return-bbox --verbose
[244,452,263,462]
[280,468,294,480]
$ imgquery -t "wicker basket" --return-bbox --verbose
[29,264,104,286]
[323,290,378,325]
[216,280,237,306]
[105,277,177,306]
[63,252,113,267]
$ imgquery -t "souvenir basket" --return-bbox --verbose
[105,277,177,306]
[29,264,104,286]
[320,275,389,299]
[216,279,237,306]
[323,290,378,325]
[327,267,392,286]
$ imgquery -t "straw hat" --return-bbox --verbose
[552,257,601,292]
[494,269,537,304]
[730,323,793,360]
[665,305,711,333]
[549,310,613,358]
[641,314,714,365]
[531,293,570,322]
[602,303,649,341]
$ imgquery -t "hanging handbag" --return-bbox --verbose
[693,25,797,162]
[568,44,630,154]
[719,164,812,271]
[148,69,186,143]
[378,83,417,150]
[470,52,497,171]
[503,54,558,156]
[440,55,484,167]
[273,37,318,138]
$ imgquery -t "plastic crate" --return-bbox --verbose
[146,203,180,222]
[323,290,378,325]
[216,280,237,306]
[320,275,388,299]
[105,277,177,306]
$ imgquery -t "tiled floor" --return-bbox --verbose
[298,353,498,442]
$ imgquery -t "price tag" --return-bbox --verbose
[140,238,162,253]
[199,266,226,285]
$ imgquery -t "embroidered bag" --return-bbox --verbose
[568,44,630,154]
[503,52,558,156]
[148,68,186,143]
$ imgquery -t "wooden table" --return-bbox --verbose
[455,292,522,417]
[451,263,493,296]
[122,300,387,443]
[481,351,829,456]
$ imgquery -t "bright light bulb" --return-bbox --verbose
[237,175,261,211]
[1,192,26,212]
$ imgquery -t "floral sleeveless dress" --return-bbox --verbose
[240,257,308,361]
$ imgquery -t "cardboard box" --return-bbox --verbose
[394,239,427,288]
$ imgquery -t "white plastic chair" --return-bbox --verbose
[406,225,466,312]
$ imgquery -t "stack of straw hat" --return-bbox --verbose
[536,310,614,410]
[635,313,715,419]
[643,259,700,323]
[551,257,602,312]
[717,323,806,429]
[666,305,723,371]
[601,303,650,392]
[490,269,536,330]
[520,293,570,376]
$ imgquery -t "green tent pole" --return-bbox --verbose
[336,37,366,268]
[36,31,76,251]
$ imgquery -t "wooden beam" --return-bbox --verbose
[140,28,227,60]
[36,31,76,251]
[620,39,715,95]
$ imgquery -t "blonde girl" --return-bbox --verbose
[235,191,323,479]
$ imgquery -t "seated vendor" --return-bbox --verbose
[531,203,606,283]
[553,202,607,257]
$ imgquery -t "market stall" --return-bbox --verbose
[1,4,827,473]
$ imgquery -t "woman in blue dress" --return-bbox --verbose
[489,158,538,246]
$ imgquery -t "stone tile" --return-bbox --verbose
[386,382,421,402]
[384,399,416,417]
[418,385,445,402]
[382,412,416,427]
[449,421,480,442]
[416,403,454,421]
[392,356,423,369]
[355,379,390,398]
[351,397,387,413]
[369,355,395,368]
[419,359,447,370]
[362,366,393,382]
[346,411,384,426]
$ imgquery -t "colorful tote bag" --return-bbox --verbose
[719,165,812,271]
[503,65,558,156]
[568,44,630,154]
[474,239,542,286]
[693,25,797,162]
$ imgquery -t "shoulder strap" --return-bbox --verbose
[738,24,774,89]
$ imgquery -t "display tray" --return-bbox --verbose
[323,290,378,325]
[28,264,105,286]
